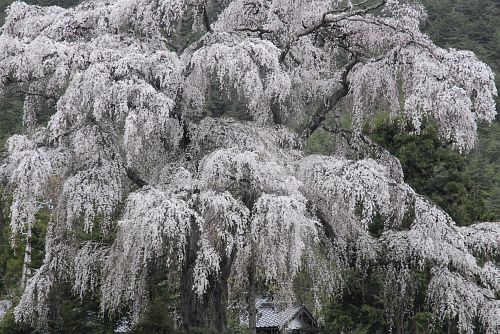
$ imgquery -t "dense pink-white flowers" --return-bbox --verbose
[0,1,498,332]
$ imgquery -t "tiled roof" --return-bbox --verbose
[255,297,303,329]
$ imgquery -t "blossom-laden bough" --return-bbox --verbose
[0,1,498,333]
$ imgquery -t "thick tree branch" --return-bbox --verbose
[299,0,387,38]
[299,57,358,142]
[236,26,272,38]
[279,1,387,62]
[126,168,148,188]
[18,89,55,100]
[203,6,212,33]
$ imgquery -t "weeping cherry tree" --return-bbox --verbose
[0,0,498,333]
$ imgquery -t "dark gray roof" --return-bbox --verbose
[255,297,305,329]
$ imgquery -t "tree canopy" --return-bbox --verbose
[0,1,498,334]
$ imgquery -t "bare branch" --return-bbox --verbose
[298,0,387,38]
[17,90,55,100]
[299,57,359,142]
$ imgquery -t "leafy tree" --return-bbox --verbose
[323,270,389,334]
[0,2,498,334]
[466,123,500,217]
[0,311,37,334]
[420,0,500,220]
[421,0,500,75]
[367,116,495,226]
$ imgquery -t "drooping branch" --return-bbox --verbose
[299,57,359,142]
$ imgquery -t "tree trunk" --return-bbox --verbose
[447,320,456,334]
[20,232,32,288]
[0,192,5,229]
[181,216,203,334]
[180,215,234,333]
[394,313,404,334]
[211,252,234,332]
[247,249,257,334]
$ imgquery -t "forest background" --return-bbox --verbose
[0,0,498,333]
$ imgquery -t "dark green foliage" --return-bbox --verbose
[30,209,49,270]
[322,268,452,334]
[0,312,37,334]
[0,0,12,26]
[421,0,500,108]
[71,205,123,246]
[39,283,114,334]
[0,199,48,296]
[421,0,500,221]
[202,84,251,122]
[129,270,182,334]
[0,192,46,334]
[0,222,23,296]
[322,270,388,334]
[410,312,434,333]
[0,90,23,149]
[129,299,179,334]
[368,212,386,238]
[367,115,495,226]
[24,0,81,6]
[303,129,335,155]
[399,202,416,231]
[465,122,500,218]
[0,186,113,334]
